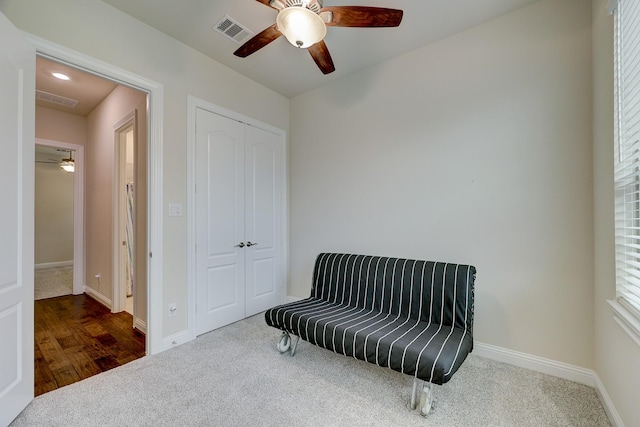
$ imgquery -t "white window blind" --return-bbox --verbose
[614,0,640,316]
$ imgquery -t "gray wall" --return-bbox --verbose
[592,0,640,425]
[34,149,74,265]
[290,0,594,368]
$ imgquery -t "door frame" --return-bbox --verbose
[35,138,84,296]
[112,111,137,315]
[27,33,165,355]
[186,95,288,341]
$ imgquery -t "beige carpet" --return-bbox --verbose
[34,266,73,300]
[11,313,611,426]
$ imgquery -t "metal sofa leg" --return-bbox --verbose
[290,336,300,357]
[410,377,422,410]
[419,382,434,416]
[410,378,434,416]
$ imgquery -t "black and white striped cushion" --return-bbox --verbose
[265,253,476,385]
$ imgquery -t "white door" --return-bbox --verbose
[196,108,246,334]
[195,109,284,335]
[0,11,35,426]
[244,125,284,317]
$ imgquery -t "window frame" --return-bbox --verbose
[612,0,640,346]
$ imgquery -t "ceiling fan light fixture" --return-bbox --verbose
[60,159,75,173]
[276,6,326,48]
[60,151,75,173]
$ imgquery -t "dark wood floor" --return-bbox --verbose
[34,294,146,396]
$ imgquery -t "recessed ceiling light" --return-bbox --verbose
[52,72,70,81]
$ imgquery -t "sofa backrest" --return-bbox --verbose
[310,253,475,332]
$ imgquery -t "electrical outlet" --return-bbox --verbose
[169,203,182,217]
[168,303,177,317]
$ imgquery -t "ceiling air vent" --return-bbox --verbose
[214,16,254,45]
[36,89,79,108]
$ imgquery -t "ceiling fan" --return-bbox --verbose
[234,0,403,74]
[35,149,75,173]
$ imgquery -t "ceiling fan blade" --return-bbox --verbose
[255,0,277,10]
[308,41,335,75]
[320,6,403,27]
[234,24,282,58]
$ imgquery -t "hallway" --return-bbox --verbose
[34,294,145,396]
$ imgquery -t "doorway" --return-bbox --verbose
[34,139,84,299]
[114,114,137,317]
[33,55,150,394]
[0,20,165,420]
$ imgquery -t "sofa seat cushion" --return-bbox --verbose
[266,297,473,384]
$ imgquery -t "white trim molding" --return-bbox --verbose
[27,32,165,356]
[608,299,640,347]
[472,343,625,426]
[84,286,112,310]
[473,341,595,386]
[35,260,73,270]
[161,330,191,352]
[111,110,137,315]
[593,374,625,427]
[133,317,147,335]
[287,296,626,424]
[36,138,84,296]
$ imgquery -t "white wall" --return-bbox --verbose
[290,0,594,368]
[0,0,290,338]
[36,106,87,147]
[85,85,146,317]
[34,153,74,265]
[592,0,640,425]
[34,106,86,265]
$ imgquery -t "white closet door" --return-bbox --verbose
[244,125,284,317]
[195,108,246,335]
[0,11,35,426]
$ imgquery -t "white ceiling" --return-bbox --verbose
[36,56,118,116]
[100,0,540,98]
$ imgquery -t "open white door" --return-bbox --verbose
[0,11,35,426]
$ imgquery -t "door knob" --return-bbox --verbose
[235,242,245,248]
[246,242,258,247]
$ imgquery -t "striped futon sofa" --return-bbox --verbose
[265,253,476,415]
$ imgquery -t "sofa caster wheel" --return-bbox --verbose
[277,332,291,353]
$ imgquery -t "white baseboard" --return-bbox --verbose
[35,260,73,270]
[474,341,595,386]
[593,374,625,427]
[283,302,596,386]
[84,286,112,310]
[133,317,147,334]
[473,342,624,425]
[161,330,193,352]
[285,296,622,425]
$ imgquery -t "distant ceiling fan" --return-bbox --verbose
[234,0,403,74]
[35,149,75,173]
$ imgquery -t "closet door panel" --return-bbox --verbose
[195,109,246,335]
[245,125,284,316]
